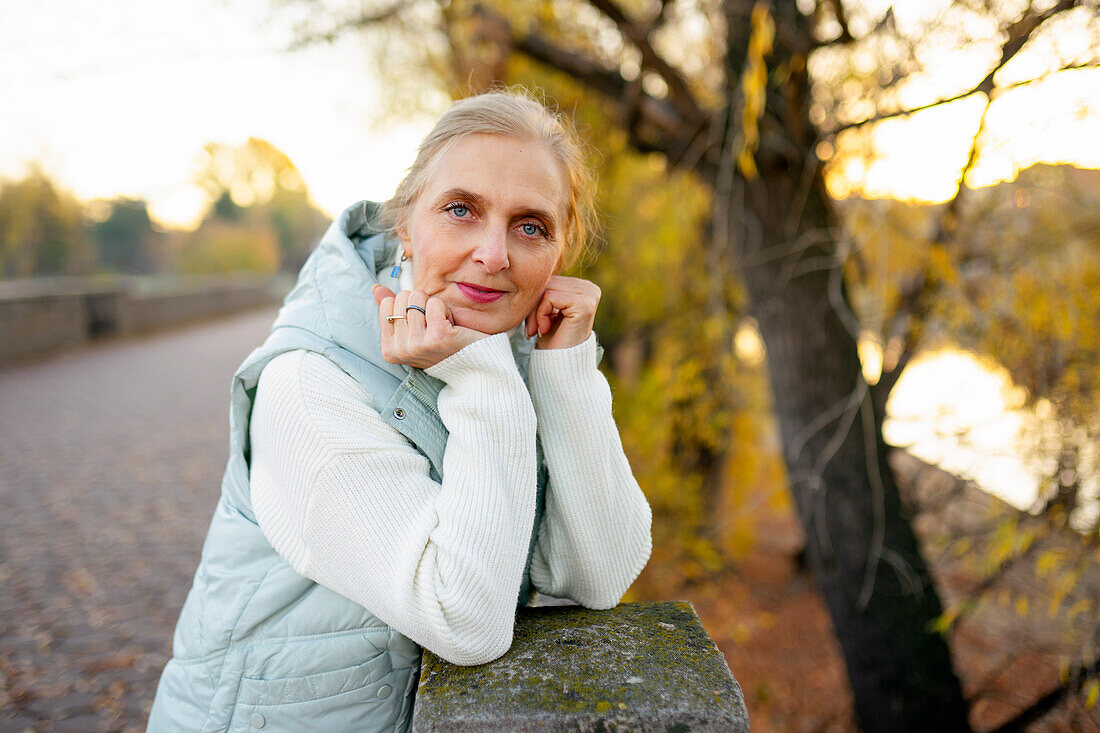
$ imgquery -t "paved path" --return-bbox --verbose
[0,308,277,732]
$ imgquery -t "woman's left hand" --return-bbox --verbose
[525,276,601,350]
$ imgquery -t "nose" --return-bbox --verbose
[473,225,509,273]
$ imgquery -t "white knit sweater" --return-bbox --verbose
[249,332,652,666]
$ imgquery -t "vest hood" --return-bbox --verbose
[269,200,408,384]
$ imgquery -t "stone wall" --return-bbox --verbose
[117,280,278,334]
[0,276,284,366]
[412,601,748,732]
[0,289,92,363]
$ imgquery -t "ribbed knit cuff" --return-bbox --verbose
[528,333,599,393]
[425,332,518,384]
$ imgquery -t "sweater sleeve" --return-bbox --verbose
[526,334,652,608]
[249,334,538,666]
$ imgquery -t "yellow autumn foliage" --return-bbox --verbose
[177,220,281,276]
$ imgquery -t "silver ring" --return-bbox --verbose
[386,314,407,323]
[405,305,427,316]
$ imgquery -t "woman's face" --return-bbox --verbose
[400,133,567,335]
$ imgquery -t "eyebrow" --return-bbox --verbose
[434,187,559,232]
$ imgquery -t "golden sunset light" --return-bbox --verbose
[827,68,1100,202]
[0,0,441,229]
[4,1,1099,730]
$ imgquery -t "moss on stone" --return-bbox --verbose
[411,601,748,732]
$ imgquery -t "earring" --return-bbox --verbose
[390,252,408,279]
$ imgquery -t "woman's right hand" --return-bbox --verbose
[373,285,487,369]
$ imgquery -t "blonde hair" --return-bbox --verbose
[380,88,596,270]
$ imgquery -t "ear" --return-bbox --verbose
[396,240,416,271]
[394,212,411,245]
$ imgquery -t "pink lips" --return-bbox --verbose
[456,282,506,304]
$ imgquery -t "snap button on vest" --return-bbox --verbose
[249,712,266,728]
[377,684,393,699]
[393,408,406,420]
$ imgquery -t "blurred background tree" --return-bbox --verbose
[0,138,329,280]
[824,1,1100,714]
[87,197,162,274]
[191,136,329,273]
[176,219,282,275]
[848,163,1100,730]
[277,0,1100,729]
[0,168,93,278]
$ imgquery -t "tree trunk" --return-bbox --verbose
[714,4,970,727]
[735,171,969,731]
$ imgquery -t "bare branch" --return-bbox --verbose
[474,7,624,97]
[287,1,408,48]
[844,110,985,391]
[988,0,1080,92]
[650,0,675,30]
[471,4,688,156]
[586,0,703,120]
[853,62,1099,381]
[830,0,1083,134]
[865,2,1088,387]
[815,4,895,49]
[823,0,854,44]
[835,57,1098,133]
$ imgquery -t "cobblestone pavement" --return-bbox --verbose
[0,308,277,732]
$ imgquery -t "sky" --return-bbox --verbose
[842,67,1100,202]
[0,0,440,228]
[3,0,1098,226]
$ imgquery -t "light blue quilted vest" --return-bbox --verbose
[148,201,547,732]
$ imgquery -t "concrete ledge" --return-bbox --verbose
[412,601,748,732]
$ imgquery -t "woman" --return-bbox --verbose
[149,89,652,732]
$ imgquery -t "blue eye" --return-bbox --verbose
[520,221,550,238]
[449,204,469,217]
